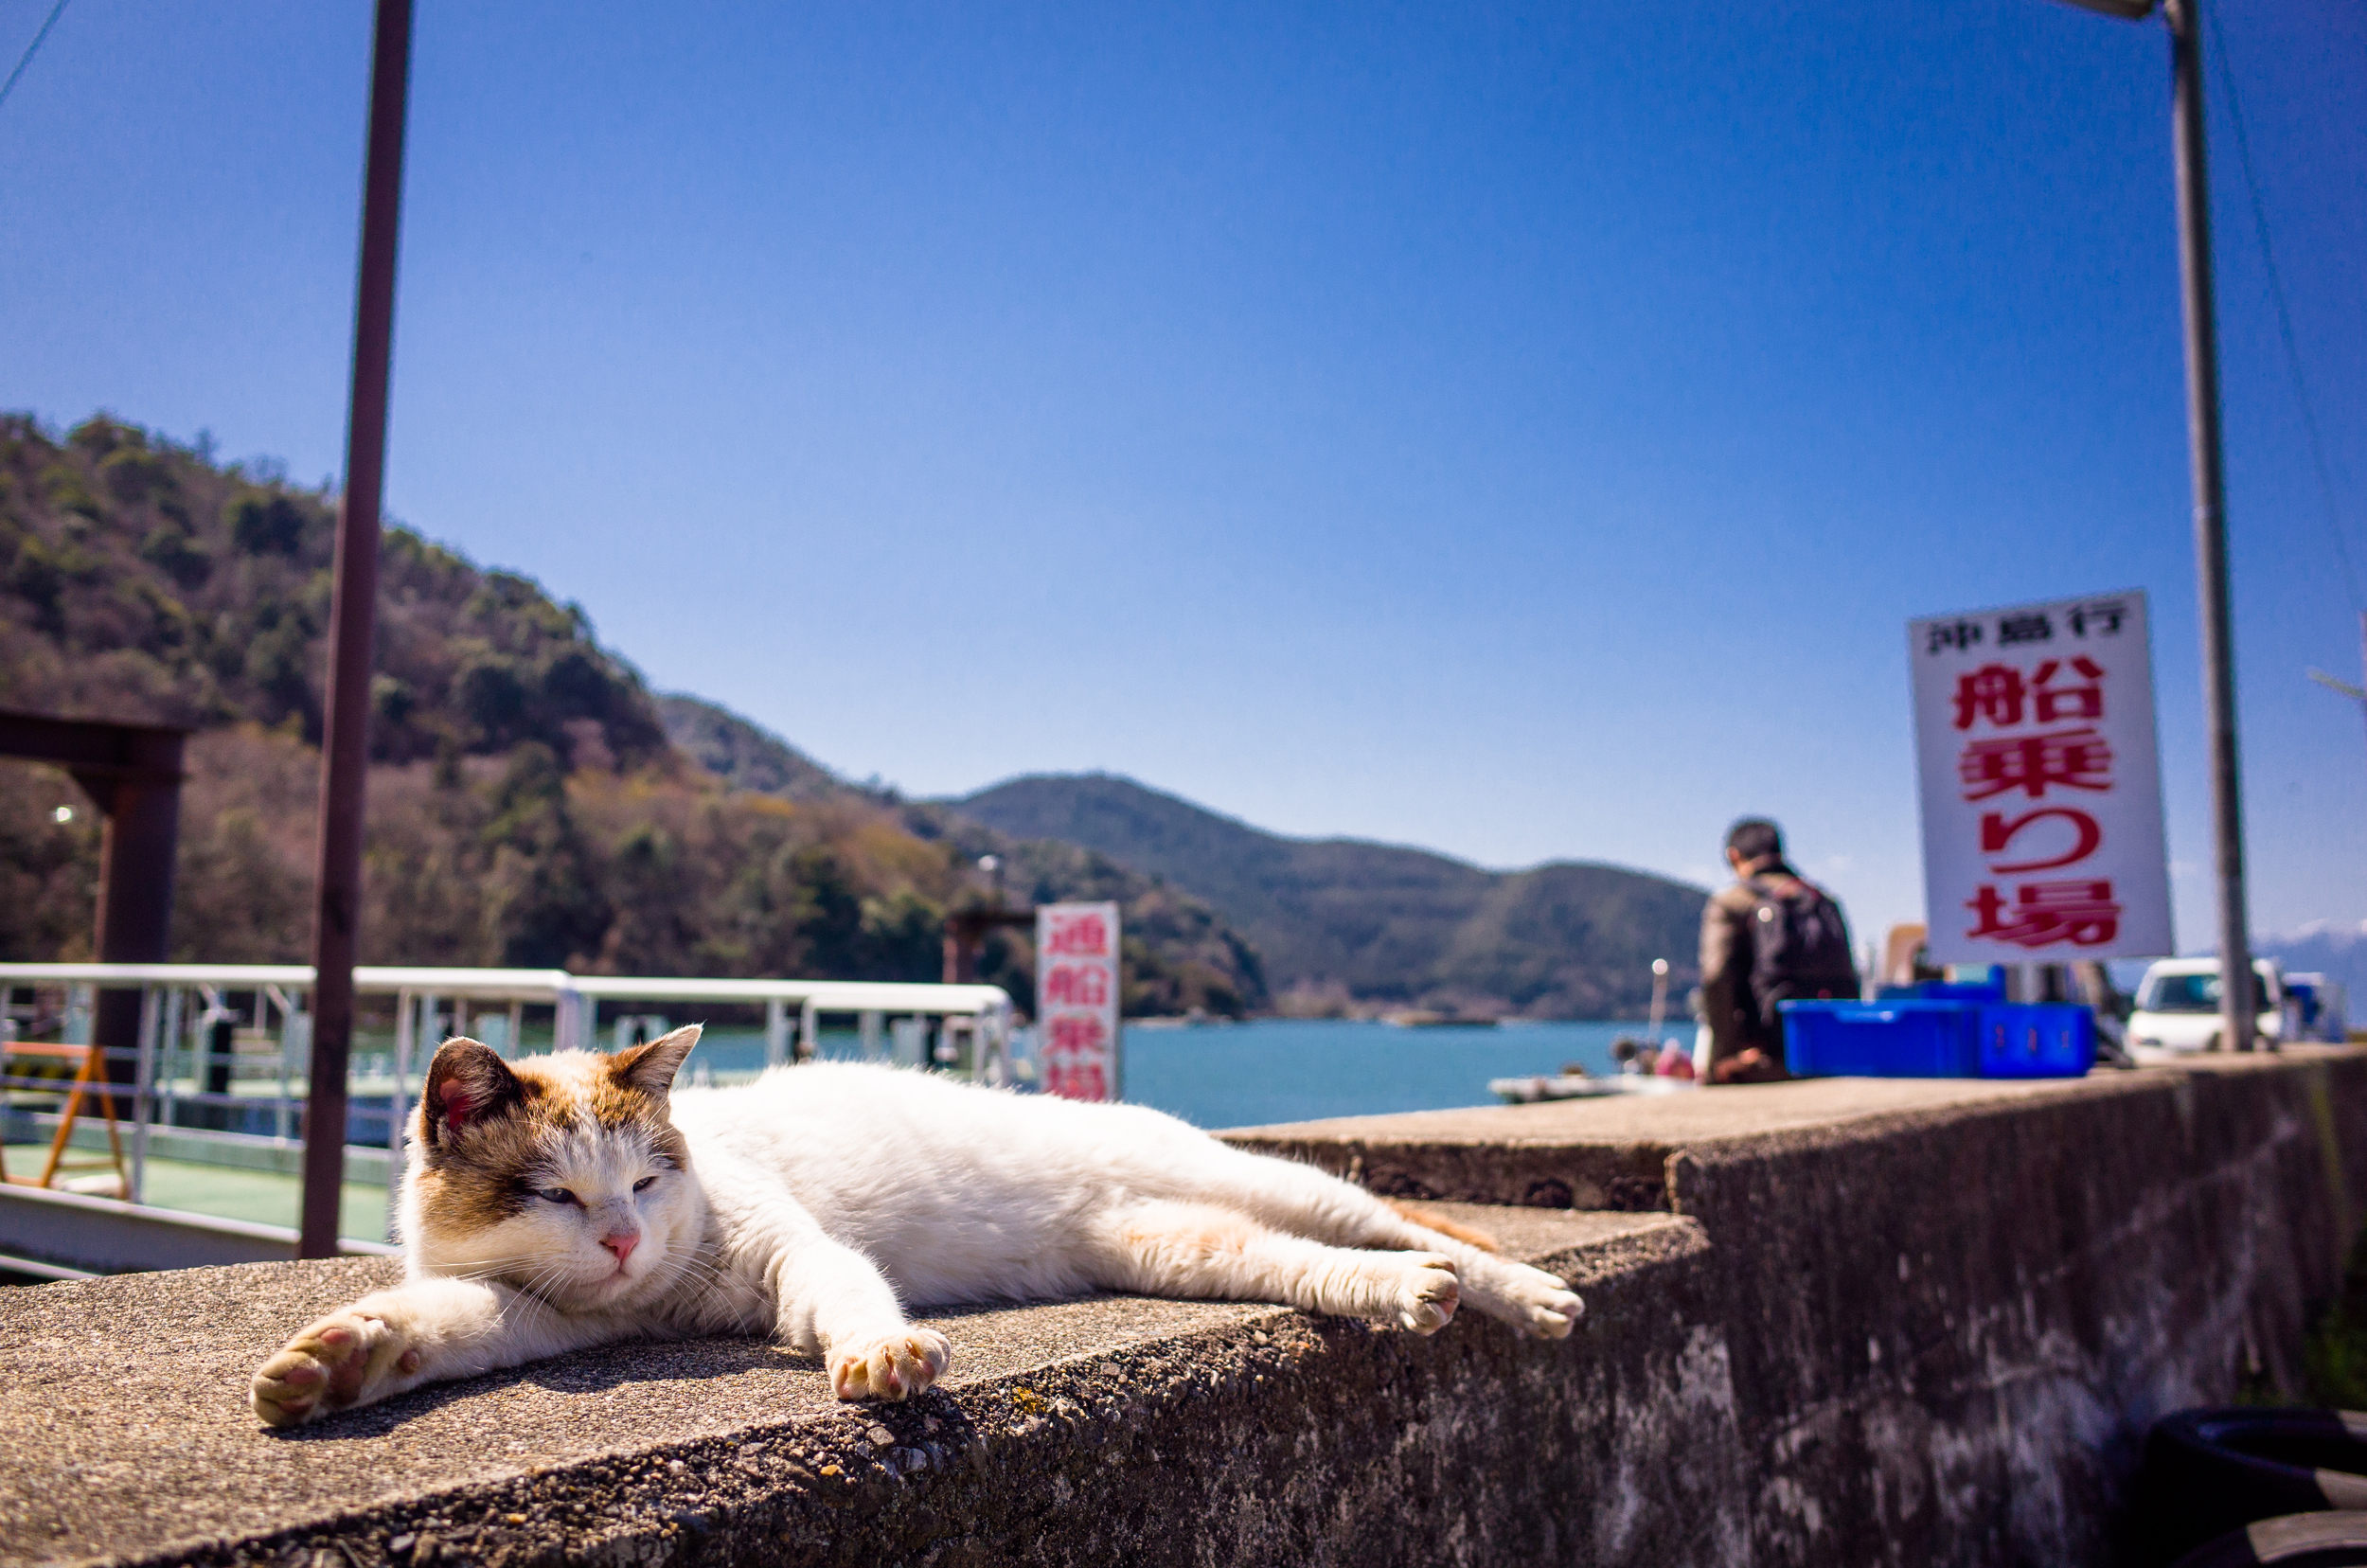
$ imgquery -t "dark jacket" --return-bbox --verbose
[1698,856,1817,1081]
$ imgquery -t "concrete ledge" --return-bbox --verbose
[0,1183,399,1274]
[1220,1068,2211,1211]
[0,1208,1716,1568]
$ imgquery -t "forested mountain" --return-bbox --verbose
[0,413,1261,1015]
[952,774,1708,1018]
[652,695,1265,1014]
[5,409,1691,1021]
[0,414,663,770]
[658,694,847,805]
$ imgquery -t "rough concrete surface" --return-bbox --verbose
[0,1207,1732,1568]
[1221,1069,2175,1210]
[4,1051,2361,1568]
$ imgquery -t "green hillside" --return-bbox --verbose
[5,409,1681,1021]
[0,413,1262,1015]
[655,693,1267,1016]
[0,414,665,769]
[950,774,1707,1018]
[658,693,848,804]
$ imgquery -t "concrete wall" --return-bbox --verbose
[1228,1053,2367,1566]
[1,1050,2359,1568]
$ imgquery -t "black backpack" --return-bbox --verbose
[1747,875,1860,1029]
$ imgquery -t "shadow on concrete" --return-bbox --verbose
[264,1293,1117,1442]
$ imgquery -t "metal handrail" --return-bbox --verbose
[0,963,568,997]
[0,964,1011,1014]
[0,963,1017,1238]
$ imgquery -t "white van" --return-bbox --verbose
[2127,957,2287,1056]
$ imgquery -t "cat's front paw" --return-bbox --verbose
[251,1309,419,1428]
[828,1327,951,1401]
[1394,1254,1461,1335]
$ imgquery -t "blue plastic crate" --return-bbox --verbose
[1871,979,2008,1004]
[1918,979,2008,1003]
[1780,1000,1980,1078]
[1781,999,2096,1079]
[1973,1003,2095,1078]
[1865,985,2017,1008]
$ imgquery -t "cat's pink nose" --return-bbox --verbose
[601,1232,639,1266]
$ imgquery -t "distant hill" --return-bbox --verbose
[0,414,666,770]
[650,697,1266,1015]
[5,409,1683,1020]
[658,693,849,804]
[2261,921,2367,1006]
[948,774,1706,1019]
[0,413,1264,1015]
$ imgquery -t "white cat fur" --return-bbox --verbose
[250,1025,1582,1426]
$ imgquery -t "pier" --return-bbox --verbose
[1,1047,2358,1566]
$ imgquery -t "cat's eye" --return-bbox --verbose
[536,1186,579,1205]
[633,1176,658,1193]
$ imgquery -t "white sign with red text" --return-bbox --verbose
[1035,901,1121,1102]
[1910,590,2173,964]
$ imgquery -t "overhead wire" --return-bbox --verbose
[2202,1,2365,616]
[0,0,69,116]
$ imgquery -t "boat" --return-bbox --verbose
[1488,1070,1696,1103]
[1488,957,1701,1103]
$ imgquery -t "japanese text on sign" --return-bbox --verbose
[1908,592,2172,963]
[1036,901,1120,1102]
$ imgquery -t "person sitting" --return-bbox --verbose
[1699,818,1860,1085]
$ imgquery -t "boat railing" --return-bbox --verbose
[0,963,1015,1238]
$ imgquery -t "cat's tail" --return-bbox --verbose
[1380,1199,1499,1254]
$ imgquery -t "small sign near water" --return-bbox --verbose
[1037,901,1121,1100]
[1909,589,2173,963]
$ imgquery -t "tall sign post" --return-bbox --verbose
[1035,902,1121,1101]
[1910,591,2174,970]
[2047,0,2255,1047]
[300,0,414,1257]
[2163,0,2256,1050]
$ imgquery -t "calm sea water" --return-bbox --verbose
[667,1017,1680,1131]
[1120,1019,1679,1129]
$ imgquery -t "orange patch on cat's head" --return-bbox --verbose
[409,1028,698,1236]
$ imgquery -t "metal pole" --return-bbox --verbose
[301,0,415,1256]
[156,985,183,1139]
[384,987,413,1242]
[130,986,156,1203]
[2164,0,2254,1051]
[765,998,788,1069]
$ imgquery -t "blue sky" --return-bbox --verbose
[2,0,2360,950]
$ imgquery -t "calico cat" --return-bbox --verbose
[251,1026,1582,1427]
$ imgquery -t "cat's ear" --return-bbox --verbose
[422,1038,526,1145]
[611,1024,701,1098]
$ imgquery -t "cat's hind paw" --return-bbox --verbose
[251,1310,419,1428]
[1495,1262,1585,1340]
[1518,1283,1585,1340]
[1394,1254,1461,1335]
[828,1327,950,1402]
